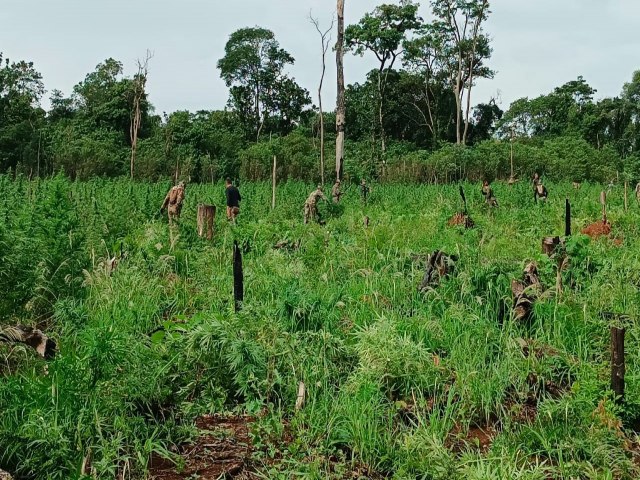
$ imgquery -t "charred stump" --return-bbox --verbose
[418,251,457,292]
[611,326,625,405]
[233,240,244,312]
[511,262,541,322]
[0,325,56,359]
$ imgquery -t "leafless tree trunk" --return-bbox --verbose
[310,13,335,186]
[335,0,346,182]
[462,0,489,144]
[130,50,153,180]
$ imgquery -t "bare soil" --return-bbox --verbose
[149,414,258,480]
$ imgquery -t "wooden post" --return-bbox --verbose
[565,199,571,237]
[272,155,277,210]
[197,204,216,240]
[509,127,514,182]
[624,181,629,212]
[295,381,306,410]
[233,240,244,312]
[611,326,625,404]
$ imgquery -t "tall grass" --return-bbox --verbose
[1,175,639,478]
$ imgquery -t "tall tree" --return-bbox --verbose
[431,0,493,145]
[336,0,346,181]
[403,27,457,146]
[217,27,310,141]
[309,12,334,186]
[345,0,421,153]
[0,53,45,173]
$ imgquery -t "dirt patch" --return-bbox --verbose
[149,414,257,480]
[581,221,611,239]
[448,422,499,454]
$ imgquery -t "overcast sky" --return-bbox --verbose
[2,0,639,115]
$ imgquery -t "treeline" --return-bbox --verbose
[1,0,640,183]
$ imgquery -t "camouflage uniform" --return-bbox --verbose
[331,181,342,203]
[304,187,327,224]
[635,182,640,202]
[161,182,185,223]
[482,182,498,207]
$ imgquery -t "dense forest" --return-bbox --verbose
[1,0,640,184]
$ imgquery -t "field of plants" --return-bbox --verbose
[2,174,640,479]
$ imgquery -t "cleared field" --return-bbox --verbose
[1,176,640,479]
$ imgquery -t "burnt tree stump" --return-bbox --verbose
[233,240,244,312]
[542,236,561,256]
[611,326,625,404]
[197,204,216,240]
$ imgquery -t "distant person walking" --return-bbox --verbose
[534,182,548,203]
[331,180,343,203]
[160,181,185,224]
[304,185,327,224]
[360,179,370,204]
[225,178,241,222]
[481,180,498,207]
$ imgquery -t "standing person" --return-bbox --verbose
[481,180,498,207]
[360,179,370,204]
[160,181,185,224]
[635,181,640,203]
[303,185,327,224]
[225,178,241,222]
[534,182,548,203]
[331,180,342,203]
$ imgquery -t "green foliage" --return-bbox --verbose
[217,27,312,140]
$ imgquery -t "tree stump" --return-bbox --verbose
[197,204,216,240]
[542,236,560,256]
[611,327,625,404]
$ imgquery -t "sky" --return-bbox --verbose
[2,0,639,115]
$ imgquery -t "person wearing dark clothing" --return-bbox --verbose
[361,179,370,204]
[225,178,241,221]
[534,183,548,203]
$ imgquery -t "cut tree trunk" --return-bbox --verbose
[542,236,561,256]
[197,204,216,240]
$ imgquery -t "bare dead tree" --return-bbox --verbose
[130,50,153,180]
[310,12,335,187]
[336,0,346,181]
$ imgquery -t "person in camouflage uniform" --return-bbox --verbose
[160,181,185,224]
[331,180,342,203]
[304,185,327,224]
[481,180,498,207]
